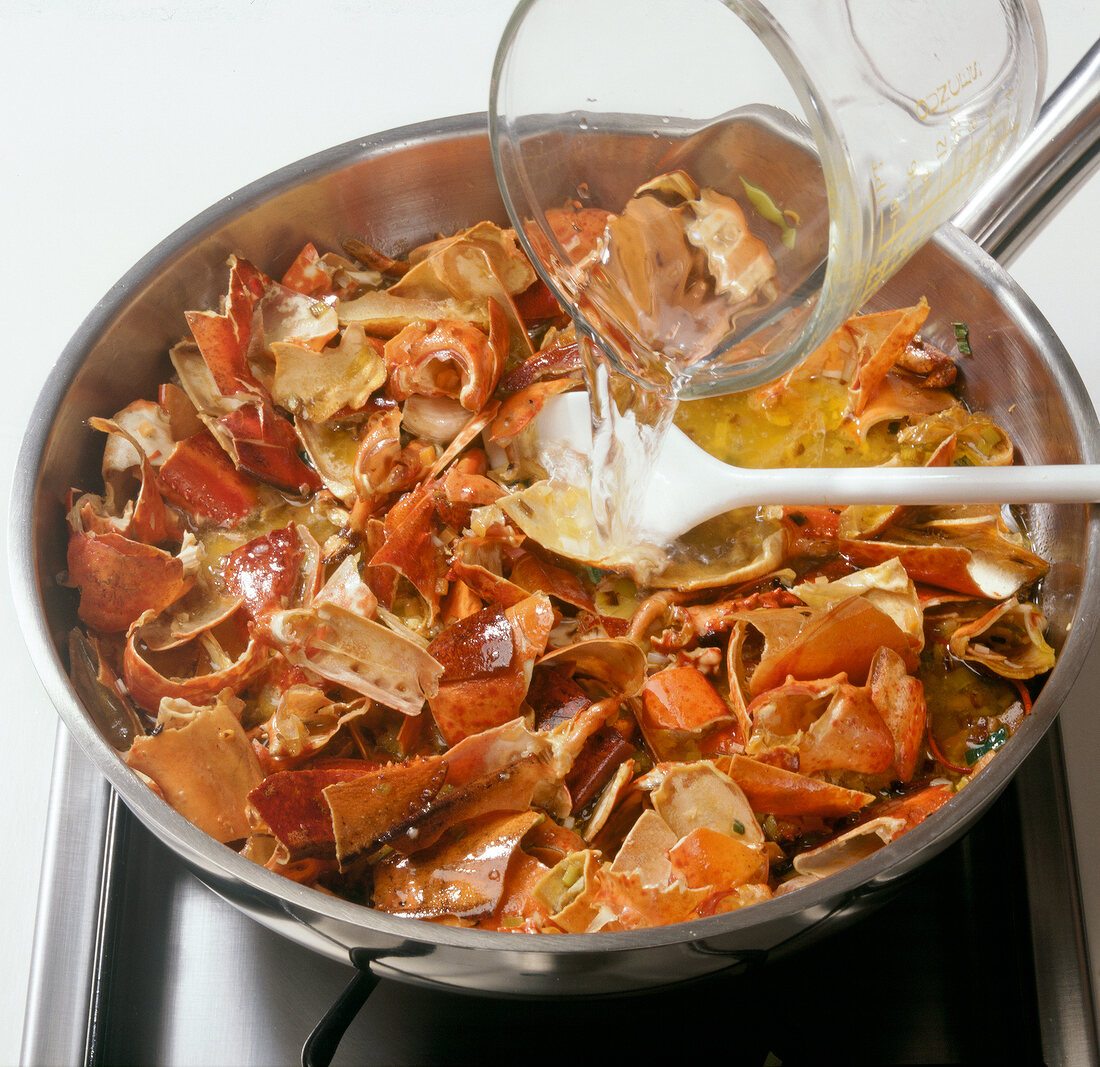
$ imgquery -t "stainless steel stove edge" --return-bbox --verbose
[22,724,113,1067]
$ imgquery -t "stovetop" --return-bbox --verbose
[22,715,1098,1067]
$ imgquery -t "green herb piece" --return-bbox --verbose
[965,727,1008,765]
[732,819,746,835]
[952,321,972,355]
[740,176,798,249]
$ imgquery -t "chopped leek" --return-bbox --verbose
[739,176,798,249]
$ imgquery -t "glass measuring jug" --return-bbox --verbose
[490,0,1046,397]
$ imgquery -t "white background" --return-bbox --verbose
[3,3,1099,1063]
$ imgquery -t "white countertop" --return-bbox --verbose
[4,3,1100,1063]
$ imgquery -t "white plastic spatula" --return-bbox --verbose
[535,391,1100,545]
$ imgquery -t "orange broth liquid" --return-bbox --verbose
[676,376,1031,780]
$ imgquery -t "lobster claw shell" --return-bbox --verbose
[639,664,744,761]
[123,620,267,715]
[217,401,323,495]
[947,598,1056,680]
[248,764,374,861]
[747,674,897,778]
[66,530,196,635]
[749,596,916,695]
[426,593,554,745]
[869,646,927,782]
[271,323,386,423]
[158,431,261,525]
[788,783,954,883]
[719,754,873,818]
[639,761,765,848]
[669,826,769,891]
[125,690,263,843]
[324,756,449,867]
[840,507,1048,600]
[183,255,267,396]
[371,809,543,920]
[264,602,443,716]
[537,637,648,700]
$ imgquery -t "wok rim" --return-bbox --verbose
[10,111,1100,965]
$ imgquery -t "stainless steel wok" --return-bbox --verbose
[10,45,1100,1006]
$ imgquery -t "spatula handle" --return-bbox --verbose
[750,463,1100,507]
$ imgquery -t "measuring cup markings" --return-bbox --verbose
[850,103,1028,304]
[914,60,988,121]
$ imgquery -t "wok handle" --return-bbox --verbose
[952,37,1100,265]
[301,966,380,1067]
